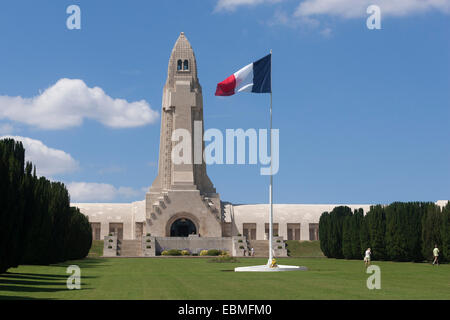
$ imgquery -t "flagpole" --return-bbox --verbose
[268,49,273,266]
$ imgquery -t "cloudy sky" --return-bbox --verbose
[0,0,449,204]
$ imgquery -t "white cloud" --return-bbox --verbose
[0,135,79,177]
[0,123,14,135]
[215,0,283,11]
[67,182,144,202]
[0,78,159,130]
[295,0,450,18]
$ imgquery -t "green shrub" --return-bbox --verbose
[200,250,208,256]
[207,249,221,256]
[161,250,169,256]
[181,250,190,256]
[167,249,182,256]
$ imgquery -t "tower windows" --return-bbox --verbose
[183,59,189,70]
[177,59,182,71]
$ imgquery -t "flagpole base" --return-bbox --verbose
[234,265,307,272]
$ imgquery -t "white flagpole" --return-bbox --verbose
[268,49,273,266]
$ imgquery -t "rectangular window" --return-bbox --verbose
[135,222,144,240]
[243,223,257,240]
[287,223,301,240]
[90,222,101,241]
[109,223,124,240]
[309,223,319,241]
[265,223,279,239]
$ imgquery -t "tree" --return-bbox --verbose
[365,205,387,260]
[0,139,26,273]
[1,138,92,273]
[441,202,450,262]
[385,202,409,261]
[351,209,364,259]
[328,206,352,259]
[319,212,331,257]
[342,215,353,259]
[421,204,442,262]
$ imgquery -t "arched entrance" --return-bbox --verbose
[170,218,197,237]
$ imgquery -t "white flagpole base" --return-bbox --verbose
[234,265,307,272]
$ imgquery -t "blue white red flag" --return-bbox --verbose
[215,54,271,96]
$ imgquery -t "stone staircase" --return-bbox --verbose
[248,240,270,257]
[118,240,142,257]
[201,195,222,221]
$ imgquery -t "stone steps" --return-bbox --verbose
[248,240,270,257]
[118,240,142,257]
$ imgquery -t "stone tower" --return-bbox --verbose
[146,32,222,237]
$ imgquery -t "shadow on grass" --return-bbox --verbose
[0,275,94,297]
[2,271,97,280]
[52,258,111,269]
[0,295,54,300]
[0,260,102,298]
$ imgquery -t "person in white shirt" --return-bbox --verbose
[364,248,371,267]
[432,245,439,266]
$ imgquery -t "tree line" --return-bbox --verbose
[0,138,92,274]
[319,202,450,262]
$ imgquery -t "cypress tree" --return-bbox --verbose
[319,212,331,257]
[0,139,26,273]
[328,206,352,259]
[385,202,409,261]
[441,202,450,262]
[360,214,371,257]
[421,204,443,262]
[365,205,387,260]
[351,209,364,259]
[342,215,353,259]
[1,137,92,273]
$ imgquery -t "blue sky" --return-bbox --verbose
[0,0,449,204]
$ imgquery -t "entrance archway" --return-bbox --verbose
[170,218,197,237]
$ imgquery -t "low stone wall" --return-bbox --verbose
[272,236,288,257]
[103,235,118,256]
[231,236,248,256]
[142,235,156,256]
[154,235,233,255]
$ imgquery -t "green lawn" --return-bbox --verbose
[0,257,448,300]
[88,240,104,258]
[286,240,325,257]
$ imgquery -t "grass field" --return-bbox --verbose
[0,256,448,300]
[285,240,325,257]
[87,240,104,258]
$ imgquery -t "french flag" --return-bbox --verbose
[215,54,271,96]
